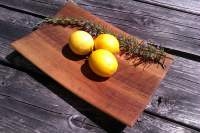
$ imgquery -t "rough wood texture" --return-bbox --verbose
[11,2,172,127]
[1,0,200,56]
[125,114,200,133]
[137,0,200,15]
[0,1,200,131]
[77,0,200,56]
[0,64,105,133]
[0,64,198,133]
[148,56,200,128]
[0,6,41,60]
[0,0,65,17]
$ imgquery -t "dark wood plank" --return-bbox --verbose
[0,3,200,130]
[137,0,200,15]
[77,0,200,56]
[1,0,200,56]
[12,2,173,126]
[125,114,200,133]
[148,56,200,128]
[0,0,65,17]
[0,1,199,131]
[0,64,199,133]
[0,7,41,60]
[0,64,106,133]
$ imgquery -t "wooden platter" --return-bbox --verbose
[11,1,173,127]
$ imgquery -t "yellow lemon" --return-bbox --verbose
[69,30,94,55]
[94,34,120,54]
[89,49,118,77]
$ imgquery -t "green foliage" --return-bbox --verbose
[37,17,171,69]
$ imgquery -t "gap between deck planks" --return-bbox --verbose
[0,60,199,133]
[0,0,200,132]
[0,0,199,128]
[77,0,200,57]
[1,0,200,56]
[134,0,200,16]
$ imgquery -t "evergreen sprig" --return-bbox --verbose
[36,17,171,69]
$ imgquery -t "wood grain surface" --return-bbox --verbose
[77,0,200,56]
[1,64,198,133]
[136,0,200,15]
[11,2,172,127]
[2,0,200,56]
[0,0,200,132]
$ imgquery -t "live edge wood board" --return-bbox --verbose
[11,2,173,127]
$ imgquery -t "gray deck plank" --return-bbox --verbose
[77,0,200,56]
[1,0,200,56]
[0,68,103,133]
[0,1,200,132]
[0,0,64,17]
[0,5,200,131]
[136,0,200,15]
[0,63,199,133]
[148,56,200,128]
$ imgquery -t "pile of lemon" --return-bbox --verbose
[69,30,119,77]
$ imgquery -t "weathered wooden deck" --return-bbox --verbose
[0,0,200,132]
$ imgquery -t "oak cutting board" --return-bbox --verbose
[11,2,173,127]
